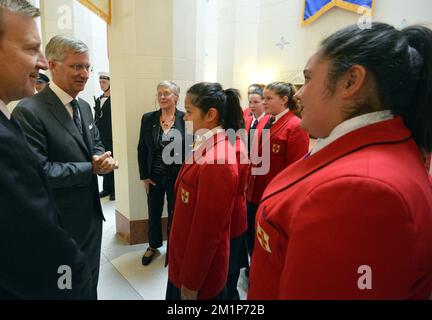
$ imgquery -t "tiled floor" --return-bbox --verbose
[97,193,249,300]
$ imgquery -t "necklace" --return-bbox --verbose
[160,116,174,129]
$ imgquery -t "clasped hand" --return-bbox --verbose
[92,152,119,175]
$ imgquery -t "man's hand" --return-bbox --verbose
[92,152,119,175]
[143,179,156,194]
[181,285,198,300]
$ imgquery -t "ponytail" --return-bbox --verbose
[320,23,432,153]
[266,82,298,110]
[187,82,244,132]
[223,88,244,131]
[401,26,432,153]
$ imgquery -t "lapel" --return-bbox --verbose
[42,87,89,154]
[77,98,93,154]
[257,111,294,151]
[174,109,185,136]
[245,116,253,132]
[175,131,227,192]
[152,110,161,147]
[260,117,413,203]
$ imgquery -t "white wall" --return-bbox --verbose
[40,0,109,105]
[208,0,432,102]
[258,0,432,84]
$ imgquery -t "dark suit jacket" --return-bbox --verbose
[0,111,93,299]
[12,86,105,246]
[137,109,186,181]
[94,95,112,151]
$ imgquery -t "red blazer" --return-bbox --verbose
[245,114,270,133]
[243,107,251,119]
[248,117,432,299]
[231,136,249,238]
[247,111,309,204]
[168,131,239,300]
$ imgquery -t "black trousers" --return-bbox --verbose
[102,171,115,194]
[147,176,175,249]
[227,233,249,300]
[165,280,227,300]
[246,201,259,257]
[80,215,103,299]
[102,144,115,194]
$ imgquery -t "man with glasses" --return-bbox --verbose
[13,35,119,299]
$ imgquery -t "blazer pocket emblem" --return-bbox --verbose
[257,222,272,253]
[272,144,281,154]
[181,188,190,204]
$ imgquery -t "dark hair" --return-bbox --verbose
[266,82,298,110]
[320,22,432,153]
[187,82,244,131]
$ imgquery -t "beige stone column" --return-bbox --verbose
[109,0,203,244]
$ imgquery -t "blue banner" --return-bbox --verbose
[303,0,375,26]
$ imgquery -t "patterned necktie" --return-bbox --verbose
[70,99,83,135]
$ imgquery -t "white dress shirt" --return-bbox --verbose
[193,126,223,152]
[272,108,290,125]
[49,82,78,119]
[310,110,394,156]
[0,99,11,120]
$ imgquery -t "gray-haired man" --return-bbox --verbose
[0,0,95,299]
[13,34,119,298]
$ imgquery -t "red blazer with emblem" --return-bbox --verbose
[168,131,239,300]
[247,111,309,204]
[248,117,432,300]
[231,136,249,238]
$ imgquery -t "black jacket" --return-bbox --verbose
[12,86,105,246]
[0,112,94,299]
[94,95,113,151]
[137,109,187,181]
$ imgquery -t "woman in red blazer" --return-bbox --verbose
[246,82,309,256]
[225,135,249,300]
[166,82,244,300]
[249,23,432,299]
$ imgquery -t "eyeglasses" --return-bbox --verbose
[156,92,174,99]
[69,63,93,73]
[55,61,93,73]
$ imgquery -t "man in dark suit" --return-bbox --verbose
[12,35,119,298]
[94,72,115,201]
[0,0,94,299]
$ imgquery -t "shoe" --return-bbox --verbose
[142,247,157,266]
[109,193,115,201]
[99,190,110,198]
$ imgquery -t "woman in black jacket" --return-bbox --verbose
[137,81,186,265]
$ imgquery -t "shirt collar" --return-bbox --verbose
[0,99,11,120]
[193,126,223,151]
[49,81,76,106]
[310,110,394,156]
[273,108,290,124]
[253,113,265,123]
